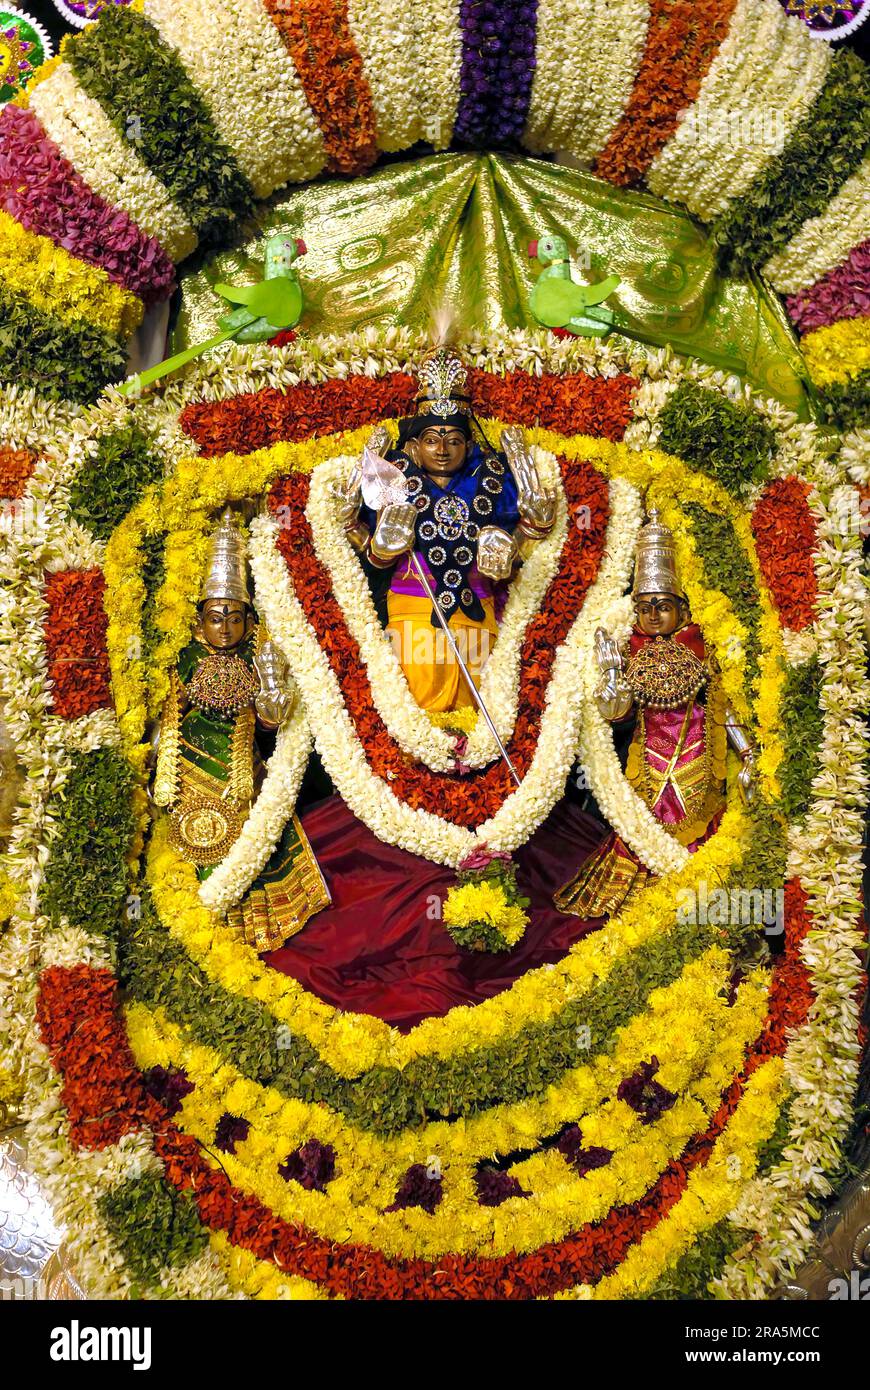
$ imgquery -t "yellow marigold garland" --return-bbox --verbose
[801,316,870,389]
[144,800,749,1076]
[123,954,769,1260]
[0,209,143,340]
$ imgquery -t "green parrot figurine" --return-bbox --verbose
[527,234,620,338]
[120,233,307,395]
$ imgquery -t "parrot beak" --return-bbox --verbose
[527,240,539,260]
[295,239,308,257]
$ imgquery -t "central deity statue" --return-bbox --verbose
[335,344,557,714]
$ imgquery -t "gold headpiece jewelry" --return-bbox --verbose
[632,509,685,600]
[414,347,473,419]
[201,508,252,607]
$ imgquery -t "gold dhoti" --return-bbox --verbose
[386,592,499,713]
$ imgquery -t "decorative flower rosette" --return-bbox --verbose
[780,1,870,40]
[0,0,866,1304]
[50,0,135,27]
[0,7,52,104]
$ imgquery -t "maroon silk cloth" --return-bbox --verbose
[264,794,607,1032]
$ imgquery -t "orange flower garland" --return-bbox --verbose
[0,446,36,499]
[263,0,379,176]
[179,371,638,459]
[595,0,739,188]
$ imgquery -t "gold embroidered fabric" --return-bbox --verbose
[172,153,811,416]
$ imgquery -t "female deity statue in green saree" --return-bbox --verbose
[152,509,329,951]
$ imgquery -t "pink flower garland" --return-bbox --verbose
[785,238,870,335]
[0,105,176,307]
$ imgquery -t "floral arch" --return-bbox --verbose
[0,0,867,1301]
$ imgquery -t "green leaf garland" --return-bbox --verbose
[66,6,254,249]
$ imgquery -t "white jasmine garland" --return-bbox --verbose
[763,157,870,296]
[305,448,566,772]
[717,480,868,1298]
[30,65,197,264]
[647,0,830,222]
[199,702,313,914]
[780,627,817,668]
[347,1,421,153]
[249,476,639,867]
[412,0,461,151]
[527,0,648,165]
[142,0,325,198]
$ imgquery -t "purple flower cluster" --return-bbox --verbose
[386,1163,443,1215]
[0,105,176,307]
[278,1138,336,1192]
[475,1167,529,1206]
[616,1057,677,1127]
[142,1065,194,1118]
[214,1113,250,1155]
[454,2,539,148]
[786,238,870,334]
[555,1127,614,1177]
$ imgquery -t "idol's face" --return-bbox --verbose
[199,599,251,651]
[635,592,685,638]
[410,426,471,478]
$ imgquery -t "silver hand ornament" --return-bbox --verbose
[593,626,633,722]
[477,525,517,582]
[501,425,557,533]
[254,641,295,727]
[371,501,418,563]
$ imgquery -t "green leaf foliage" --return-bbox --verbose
[0,283,125,404]
[67,6,254,248]
[778,657,824,822]
[40,749,136,941]
[68,424,163,541]
[99,1172,208,1289]
[816,370,870,434]
[713,50,870,274]
[683,503,763,689]
[658,382,774,496]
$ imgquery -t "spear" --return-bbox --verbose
[360,448,521,788]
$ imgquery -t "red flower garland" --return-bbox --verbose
[751,476,818,632]
[179,371,638,459]
[269,459,609,828]
[595,0,739,188]
[36,877,814,1299]
[36,965,159,1149]
[43,569,113,720]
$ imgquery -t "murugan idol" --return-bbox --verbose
[152,509,329,950]
[556,510,755,918]
[334,346,557,714]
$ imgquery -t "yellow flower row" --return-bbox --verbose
[123,952,770,1259]
[0,209,143,340]
[442,880,528,947]
[801,316,870,390]
[208,1233,334,1301]
[145,791,748,1076]
[558,1056,786,1299]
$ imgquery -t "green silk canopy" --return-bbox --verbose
[173,152,811,417]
